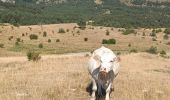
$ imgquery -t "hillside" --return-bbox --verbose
[0,23,170,57]
[0,0,170,27]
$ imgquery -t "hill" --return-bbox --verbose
[0,0,170,27]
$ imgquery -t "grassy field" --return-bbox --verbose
[0,53,170,100]
[0,23,170,56]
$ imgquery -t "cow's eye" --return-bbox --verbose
[110,60,113,62]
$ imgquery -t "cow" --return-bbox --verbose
[88,46,120,100]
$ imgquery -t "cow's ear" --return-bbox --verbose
[114,56,120,62]
[116,56,121,62]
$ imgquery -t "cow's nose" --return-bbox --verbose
[100,67,106,72]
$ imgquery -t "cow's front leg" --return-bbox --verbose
[91,78,97,100]
[105,83,112,100]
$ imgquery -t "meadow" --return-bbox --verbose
[0,53,170,100]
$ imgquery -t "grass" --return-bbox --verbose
[0,53,170,100]
[0,23,170,56]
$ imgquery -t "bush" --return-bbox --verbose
[163,34,169,40]
[66,29,69,32]
[164,28,170,34]
[128,43,131,47]
[43,31,47,37]
[22,33,25,37]
[27,51,41,61]
[15,42,19,46]
[102,38,116,44]
[160,50,166,55]
[146,46,157,54]
[84,38,88,42]
[0,43,4,48]
[8,36,13,41]
[152,38,157,41]
[38,43,43,48]
[58,28,65,33]
[16,38,21,42]
[122,29,135,35]
[150,32,156,37]
[130,49,138,53]
[106,30,110,36]
[56,39,60,42]
[30,34,38,40]
[48,39,51,43]
[166,42,170,45]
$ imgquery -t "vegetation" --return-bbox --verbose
[58,28,65,33]
[30,34,38,40]
[146,46,158,54]
[16,38,21,42]
[130,49,138,53]
[122,29,135,35]
[43,31,47,37]
[56,39,60,42]
[102,38,116,44]
[160,50,166,55]
[164,28,170,34]
[0,43,4,48]
[166,42,170,45]
[163,34,169,40]
[0,0,170,28]
[84,38,88,42]
[38,43,43,48]
[106,30,110,36]
[27,51,41,61]
[48,39,51,43]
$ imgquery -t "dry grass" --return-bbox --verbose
[0,53,170,100]
[0,24,170,56]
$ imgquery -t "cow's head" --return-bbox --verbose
[94,53,120,80]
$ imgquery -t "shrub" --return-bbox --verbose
[58,28,65,33]
[163,34,169,40]
[48,39,51,43]
[8,36,13,41]
[146,46,157,54]
[128,43,131,47]
[166,42,170,45]
[43,31,47,37]
[160,50,166,55]
[164,28,170,34]
[84,38,88,42]
[0,43,4,48]
[66,29,69,32]
[152,38,157,41]
[56,39,60,42]
[15,41,19,46]
[102,38,116,44]
[27,51,41,61]
[16,38,21,42]
[150,32,156,37]
[106,30,110,36]
[30,34,38,40]
[122,29,135,35]
[38,43,43,48]
[156,29,162,33]
[77,30,80,33]
[130,49,138,53]
[117,52,121,55]
[22,33,25,36]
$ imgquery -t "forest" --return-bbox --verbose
[0,0,170,28]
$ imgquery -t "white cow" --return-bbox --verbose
[88,46,120,100]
